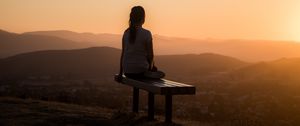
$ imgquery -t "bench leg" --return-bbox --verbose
[133,87,139,113]
[148,92,155,121]
[165,95,172,123]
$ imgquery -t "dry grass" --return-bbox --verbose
[0,97,114,126]
[0,97,214,126]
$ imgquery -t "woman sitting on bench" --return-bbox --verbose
[117,6,164,81]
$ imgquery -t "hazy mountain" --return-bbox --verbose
[0,30,94,58]
[0,47,247,80]
[24,30,120,48]
[229,58,300,83]
[24,30,300,62]
[0,47,120,79]
[153,37,300,62]
[156,53,247,80]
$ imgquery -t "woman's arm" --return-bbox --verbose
[146,33,154,70]
[119,38,125,76]
[116,35,125,82]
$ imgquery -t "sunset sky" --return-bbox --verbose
[1,0,300,41]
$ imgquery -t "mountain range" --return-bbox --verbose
[0,30,94,58]
[0,47,246,81]
[1,46,300,93]
[1,29,300,61]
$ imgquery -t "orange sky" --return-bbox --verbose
[1,0,300,41]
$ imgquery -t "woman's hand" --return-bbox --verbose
[115,74,123,83]
[151,65,158,72]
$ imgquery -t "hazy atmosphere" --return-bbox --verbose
[1,0,300,41]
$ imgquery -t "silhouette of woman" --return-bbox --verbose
[117,6,164,80]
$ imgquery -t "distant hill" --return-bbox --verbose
[217,57,300,96]
[0,30,94,58]
[24,30,300,62]
[25,30,120,48]
[156,53,247,80]
[0,47,120,79]
[229,58,300,83]
[0,47,247,80]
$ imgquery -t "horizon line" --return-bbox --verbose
[1,28,299,43]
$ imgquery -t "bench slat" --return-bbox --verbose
[137,79,194,88]
[115,75,196,95]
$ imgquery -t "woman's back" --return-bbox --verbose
[122,27,152,73]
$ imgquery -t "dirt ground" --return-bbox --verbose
[0,97,188,126]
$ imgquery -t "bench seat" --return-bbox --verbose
[120,76,195,95]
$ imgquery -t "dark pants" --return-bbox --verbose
[124,73,146,80]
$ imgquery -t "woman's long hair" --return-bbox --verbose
[129,6,145,44]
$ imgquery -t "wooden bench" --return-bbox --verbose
[114,74,196,123]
